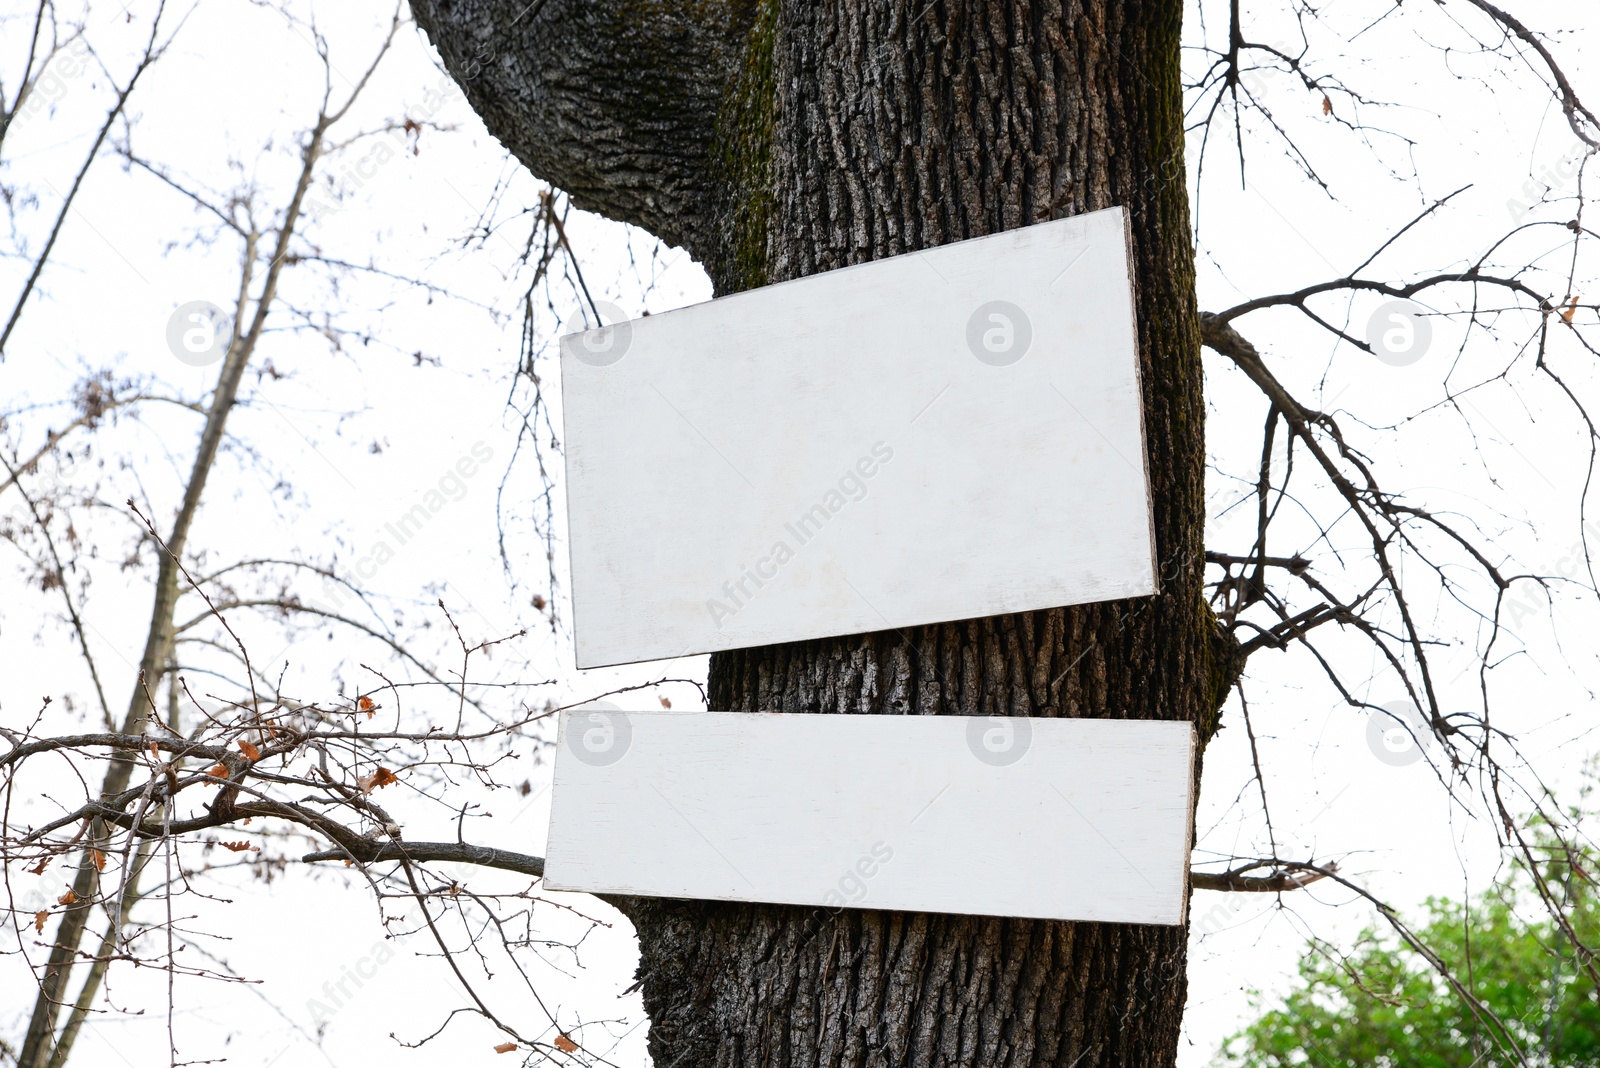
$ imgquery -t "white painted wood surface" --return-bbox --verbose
[543,711,1195,926]
[560,206,1153,668]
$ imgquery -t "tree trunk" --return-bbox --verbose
[413,1,1216,1064]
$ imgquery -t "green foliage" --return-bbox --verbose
[1217,852,1600,1068]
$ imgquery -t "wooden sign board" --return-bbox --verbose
[543,711,1195,926]
[560,206,1153,668]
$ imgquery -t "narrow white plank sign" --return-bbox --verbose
[543,711,1195,926]
[561,206,1152,668]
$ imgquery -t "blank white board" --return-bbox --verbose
[543,711,1195,926]
[561,206,1153,668]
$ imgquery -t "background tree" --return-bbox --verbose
[0,3,642,1064]
[1220,809,1600,1068]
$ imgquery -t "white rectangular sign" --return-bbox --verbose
[543,711,1195,926]
[561,206,1152,668]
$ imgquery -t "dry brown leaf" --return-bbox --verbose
[25,855,49,876]
[219,841,259,853]
[358,695,375,717]
[658,696,672,709]
[238,740,261,761]
[1563,295,1580,324]
[89,848,106,873]
[34,911,48,934]
[207,764,229,779]
[493,1042,518,1054]
[1321,95,1332,115]
[358,766,399,793]
[57,889,77,906]
[148,740,160,760]
[554,1034,580,1053]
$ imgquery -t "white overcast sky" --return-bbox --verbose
[2,0,1598,1065]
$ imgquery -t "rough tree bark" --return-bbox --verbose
[412,1,1219,1064]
